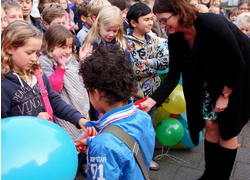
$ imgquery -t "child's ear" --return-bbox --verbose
[80,15,87,23]
[91,16,96,22]
[130,20,137,28]
[44,21,50,29]
[92,89,102,101]
[6,46,14,55]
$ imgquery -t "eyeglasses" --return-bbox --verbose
[156,14,174,25]
[238,8,250,11]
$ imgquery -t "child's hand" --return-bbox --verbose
[52,47,67,69]
[79,43,93,61]
[78,117,91,132]
[141,60,148,65]
[37,112,52,120]
[75,126,97,153]
[79,138,88,153]
[88,126,97,136]
[74,25,79,30]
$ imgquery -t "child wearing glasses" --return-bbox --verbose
[125,2,169,171]
[237,0,250,15]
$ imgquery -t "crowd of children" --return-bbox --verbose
[1,0,250,179]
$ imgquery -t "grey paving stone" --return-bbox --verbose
[239,121,250,137]
[172,166,203,180]
[238,135,244,144]
[242,136,250,147]
[233,162,250,180]
[236,147,250,163]
[149,161,179,180]
[188,141,204,154]
[157,149,203,169]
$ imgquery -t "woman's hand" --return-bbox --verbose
[79,43,93,62]
[214,96,229,113]
[37,112,52,120]
[52,47,66,69]
[136,97,157,112]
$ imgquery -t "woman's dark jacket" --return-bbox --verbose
[151,13,250,145]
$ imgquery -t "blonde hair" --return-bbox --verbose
[83,5,127,50]
[41,24,78,59]
[2,0,23,12]
[87,0,111,17]
[208,6,220,14]
[1,20,43,76]
[195,3,209,13]
[236,12,250,27]
[236,12,250,23]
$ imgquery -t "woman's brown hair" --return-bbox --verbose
[153,0,198,28]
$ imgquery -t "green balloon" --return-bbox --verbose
[156,118,184,146]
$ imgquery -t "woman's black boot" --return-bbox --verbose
[216,146,237,180]
[198,140,220,180]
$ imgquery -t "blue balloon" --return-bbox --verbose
[178,113,188,128]
[181,128,203,148]
[180,111,187,122]
[157,68,169,74]
[178,74,183,86]
[178,114,203,148]
[1,116,78,180]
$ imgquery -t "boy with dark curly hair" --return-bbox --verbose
[79,45,155,179]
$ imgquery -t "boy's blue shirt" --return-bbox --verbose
[85,100,155,180]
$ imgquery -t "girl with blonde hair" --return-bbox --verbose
[82,5,127,54]
[236,12,250,38]
[1,20,88,129]
[81,5,129,121]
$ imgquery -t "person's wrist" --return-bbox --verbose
[81,55,87,62]
[148,97,157,106]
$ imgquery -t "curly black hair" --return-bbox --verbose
[79,45,137,106]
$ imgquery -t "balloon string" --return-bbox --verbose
[153,146,190,164]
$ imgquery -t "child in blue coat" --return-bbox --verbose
[79,45,155,180]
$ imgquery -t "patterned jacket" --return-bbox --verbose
[126,34,169,100]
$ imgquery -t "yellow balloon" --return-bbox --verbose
[153,107,171,127]
[162,85,186,114]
